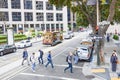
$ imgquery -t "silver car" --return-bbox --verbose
[77,45,91,61]
[15,40,32,49]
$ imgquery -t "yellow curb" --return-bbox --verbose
[111,78,120,80]
[91,68,105,73]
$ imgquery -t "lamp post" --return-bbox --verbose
[96,0,101,66]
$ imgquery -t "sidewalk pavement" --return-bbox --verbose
[82,39,120,80]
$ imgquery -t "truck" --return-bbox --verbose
[42,31,63,46]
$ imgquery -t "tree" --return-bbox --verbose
[49,0,119,65]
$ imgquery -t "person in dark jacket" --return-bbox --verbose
[110,52,118,72]
[38,49,44,64]
[22,48,30,65]
[64,52,73,73]
[45,51,54,68]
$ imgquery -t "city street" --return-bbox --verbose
[0,31,93,80]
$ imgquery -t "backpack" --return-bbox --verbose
[66,56,68,62]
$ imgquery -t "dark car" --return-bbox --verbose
[0,44,17,56]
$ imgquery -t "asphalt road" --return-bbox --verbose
[0,30,92,80]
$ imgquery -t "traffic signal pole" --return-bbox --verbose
[96,0,100,66]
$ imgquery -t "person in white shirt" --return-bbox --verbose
[30,53,36,72]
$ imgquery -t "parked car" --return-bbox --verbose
[77,45,91,61]
[64,31,74,39]
[0,44,17,56]
[68,31,74,37]
[64,33,72,39]
[15,40,32,49]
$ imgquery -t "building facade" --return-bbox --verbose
[67,8,76,31]
[0,0,68,34]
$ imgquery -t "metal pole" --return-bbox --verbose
[96,0,100,66]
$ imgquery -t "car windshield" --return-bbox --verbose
[81,48,87,51]
[20,41,26,43]
[0,46,3,49]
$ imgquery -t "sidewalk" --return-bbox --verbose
[82,39,120,80]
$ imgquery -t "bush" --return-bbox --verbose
[0,34,27,44]
[113,34,119,40]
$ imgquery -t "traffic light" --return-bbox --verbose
[96,26,99,35]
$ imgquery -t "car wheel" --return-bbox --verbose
[0,52,4,56]
[13,49,16,53]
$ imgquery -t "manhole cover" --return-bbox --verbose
[85,75,95,79]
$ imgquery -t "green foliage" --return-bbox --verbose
[0,34,27,44]
[76,13,89,27]
[113,34,119,40]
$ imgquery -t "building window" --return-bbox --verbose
[41,24,45,31]
[0,12,9,21]
[46,13,53,21]
[56,13,63,21]
[36,1,43,10]
[60,24,63,31]
[12,12,21,21]
[56,7,62,10]
[24,12,33,21]
[56,24,59,31]
[11,0,20,9]
[24,0,32,9]
[36,13,44,21]
[46,2,53,10]
[0,0,8,8]
[46,24,50,31]
[51,24,54,31]
[67,8,71,21]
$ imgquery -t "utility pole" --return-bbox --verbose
[96,0,101,66]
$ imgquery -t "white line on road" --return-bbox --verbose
[20,73,80,80]
[54,64,83,69]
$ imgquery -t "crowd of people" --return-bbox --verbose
[21,47,120,77]
[21,48,79,73]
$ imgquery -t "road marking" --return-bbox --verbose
[20,73,80,80]
[91,68,105,73]
[54,64,82,69]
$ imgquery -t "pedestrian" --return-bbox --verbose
[113,50,117,56]
[73,48,79,64]
[64,52,73,73]
[21,48,30,65]
[30,52,36,72]
[38,49,44,64]
[110,52,118,72]
[45,51,54,68]
[106,33,110,42]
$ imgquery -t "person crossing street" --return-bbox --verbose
[64,52,73,73]
[38,49,44,64]
[45,51,54,68]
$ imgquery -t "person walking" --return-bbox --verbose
[21,48,30,65]
[30,53,36,72]
[64,52,73,73]
[110,52,118,72]
[113,49,117,56]
[73,48,79,64]
[106,33,110,42]
[38,49,44,64]
[45,51,54,68]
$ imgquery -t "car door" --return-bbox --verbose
[8,45,13,52]
[26,40,30,46]
[4,45,9,54]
